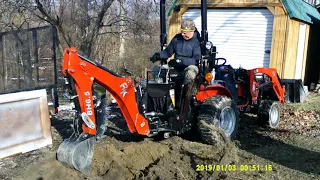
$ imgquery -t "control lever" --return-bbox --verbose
[62,91,78,100]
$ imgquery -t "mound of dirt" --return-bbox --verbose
[89,136,233,180]
[90,138,170,178]
[14,135,235,180]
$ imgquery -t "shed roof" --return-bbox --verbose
[282,0,320,24]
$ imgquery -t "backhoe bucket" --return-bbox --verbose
[57,95,109,175]
[57,133,96,175]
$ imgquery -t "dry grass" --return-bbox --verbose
[289,92,320,111]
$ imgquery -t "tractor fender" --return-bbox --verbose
[196,84,233,102]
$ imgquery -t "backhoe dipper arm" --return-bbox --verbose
[62,47,150,136]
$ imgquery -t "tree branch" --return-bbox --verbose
[96,0,115,29]
[34,0,71,47]
[34,0,59,26]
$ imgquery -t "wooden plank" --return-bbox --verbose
[0,89,52,159]
[40,95,52,138]
[301,25,310,82]
[180,0,281,4]
[269,8,279,69]
[269,6,287,78]
[182,3,282,8]
[168,12,180,44]
[168,6,189,60]
[276,7,288,78]
[282,20,300,79]
[274,7,283,75]
[168,6,188,43]
[267,6,275,15]
[279,9,289,78]
[168,11,180,60]
[179,0,282,7]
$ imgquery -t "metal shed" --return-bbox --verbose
[167,0,320,82]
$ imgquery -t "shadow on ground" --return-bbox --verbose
[237,113,320,175]
[50,115,74,139]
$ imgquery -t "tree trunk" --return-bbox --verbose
[119,0,126,62]
[78,0,91,57]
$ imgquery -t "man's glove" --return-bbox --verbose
[150,52,160,63]
[168,59,185,70]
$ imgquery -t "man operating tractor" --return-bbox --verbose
[56,0,285,175]
[150,18,201,85]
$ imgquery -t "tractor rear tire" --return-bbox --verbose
[257,100,280,128]
[197,95,239,145]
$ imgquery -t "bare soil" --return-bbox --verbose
[0,93,320,180]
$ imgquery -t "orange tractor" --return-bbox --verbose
[57,0,285,175]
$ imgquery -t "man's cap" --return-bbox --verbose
[181,18,195,32]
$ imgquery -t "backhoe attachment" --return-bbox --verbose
[56,47,150,175]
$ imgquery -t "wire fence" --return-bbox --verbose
[0,26,58,95]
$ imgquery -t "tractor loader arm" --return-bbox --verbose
[248,68,285,103]
[62,47,150,136]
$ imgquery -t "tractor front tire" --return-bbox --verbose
[197,95,239,145]
[258,100,280,128]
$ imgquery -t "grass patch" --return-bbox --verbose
[288,93,320,111]
[233,133,320,180]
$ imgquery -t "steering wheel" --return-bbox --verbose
[215,58,227,66]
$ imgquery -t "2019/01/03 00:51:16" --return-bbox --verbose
[195,164,273,172]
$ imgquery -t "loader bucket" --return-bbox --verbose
[57,133,96,175]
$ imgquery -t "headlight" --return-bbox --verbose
[205,41,213,50]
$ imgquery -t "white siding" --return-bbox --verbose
[183,9,274,69]
[295,23,307,79]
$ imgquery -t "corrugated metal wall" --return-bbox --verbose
[183,8,274,69]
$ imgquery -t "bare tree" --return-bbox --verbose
[0,0,161,80]
[118,0,126,62]
[33,0,115,58]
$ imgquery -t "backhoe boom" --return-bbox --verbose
[62,47,150,136]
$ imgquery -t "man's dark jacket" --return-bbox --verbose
[158,33,201,69]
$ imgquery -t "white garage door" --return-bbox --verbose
[183,8,274,69]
